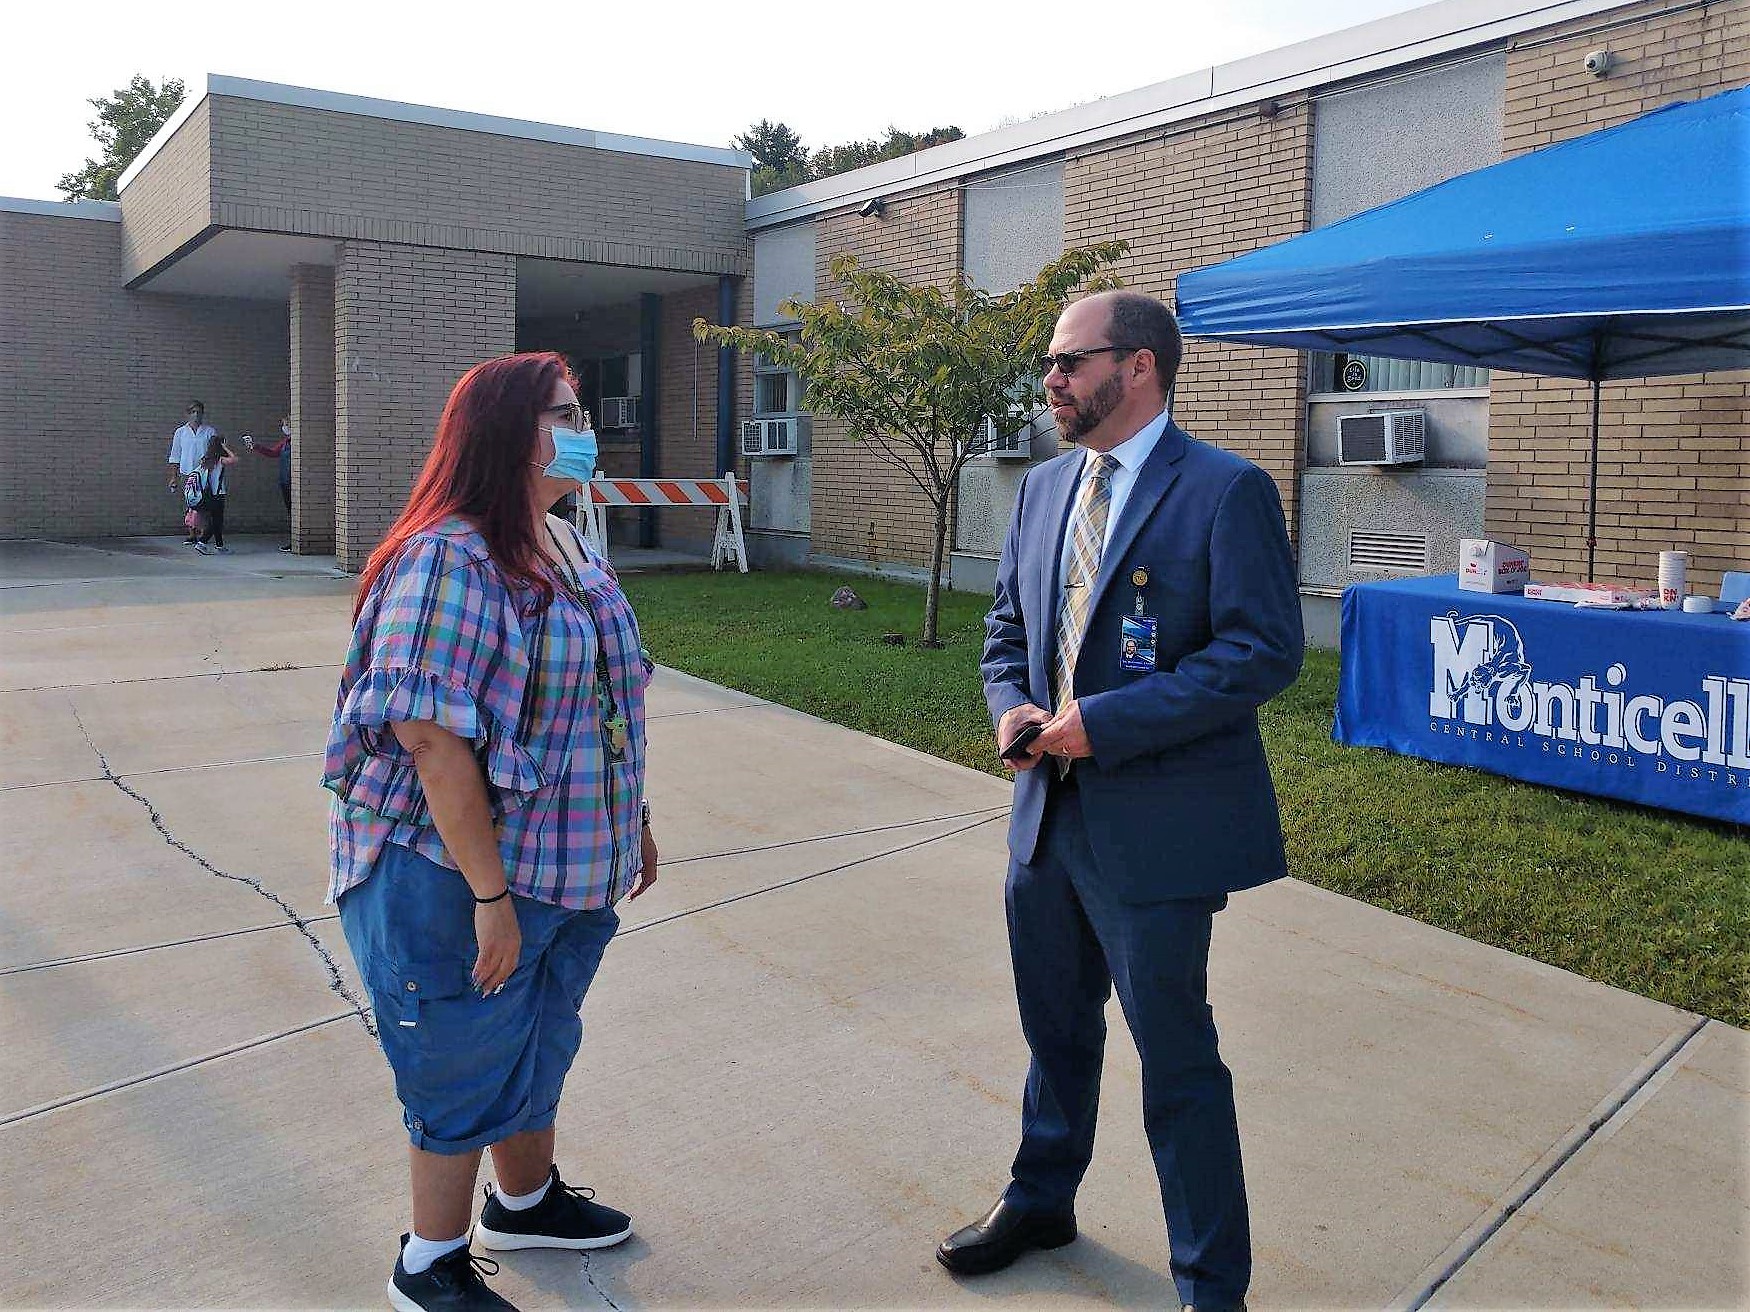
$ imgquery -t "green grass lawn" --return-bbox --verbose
[624,568,1749,1027]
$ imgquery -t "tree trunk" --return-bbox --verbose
[922,492,949,648]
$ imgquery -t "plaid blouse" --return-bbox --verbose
[324,516,648,910]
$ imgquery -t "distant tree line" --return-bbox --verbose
[734,119,965,196]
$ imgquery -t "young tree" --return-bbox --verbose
[58,76,187,202]
[694,242,1127,646]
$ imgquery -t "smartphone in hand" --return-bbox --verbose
[1001,721,1046,762]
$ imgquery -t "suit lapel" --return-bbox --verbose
[1087,423,1186,619]
[1034,454,1083,663]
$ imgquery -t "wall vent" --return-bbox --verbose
[1348,530,1428,573]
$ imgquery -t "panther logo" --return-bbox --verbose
[1441,611,1534,720]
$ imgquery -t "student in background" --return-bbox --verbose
[193,432,238,555]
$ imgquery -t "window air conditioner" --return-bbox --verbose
[741,417,800,457]
[981,416,1032,460]
[601,396,640,430]
[1338,409,1426,466]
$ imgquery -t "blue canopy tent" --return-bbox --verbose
[1175,85,1750,580]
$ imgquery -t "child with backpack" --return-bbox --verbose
[190,433,239,554]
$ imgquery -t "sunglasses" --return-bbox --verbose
[1036,344,1142,378]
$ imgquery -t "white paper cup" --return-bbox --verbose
[1658,550,1689,609]
[1682,595,1712,614]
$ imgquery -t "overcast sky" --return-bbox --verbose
[5,0,1427,200]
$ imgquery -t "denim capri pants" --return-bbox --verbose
[339,841,619,1154]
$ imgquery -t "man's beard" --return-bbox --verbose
[1053,372,1125,442]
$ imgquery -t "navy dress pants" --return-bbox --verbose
[1002,782,1250,1309]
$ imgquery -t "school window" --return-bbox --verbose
[1311,351,1488,395]
[753,330,802,417]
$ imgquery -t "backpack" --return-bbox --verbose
[182,472,205,508]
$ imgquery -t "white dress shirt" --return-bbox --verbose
[170,422,214,476]
[1057,407,1170,590]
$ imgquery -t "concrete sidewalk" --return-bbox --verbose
[1,537,1743,1309]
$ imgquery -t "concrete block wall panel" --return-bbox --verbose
[1064,104,1314,540]
[1,210,287,541]
[963,161,1065,295]
[1486,0,1750,592]
[1299,469,1486,590]
[332,241,514,571]
[809,189,962,569]
[206,96,750,278]
[752,224,815,326]
[1310,55,1506,228]
[290,264,336,553]
[119,99,214,283]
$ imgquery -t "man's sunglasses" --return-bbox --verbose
[1036,345,1142,378]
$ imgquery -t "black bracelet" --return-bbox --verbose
[473,887,511,905]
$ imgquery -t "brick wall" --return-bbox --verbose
[205,96,749,278]
[766,106,1312,571]
[333,241,515,570]
[659,284,728,481]
[809,189,963,568]
[1486,0,1750,591]
[1,209,288,540]
[1065,105,1314,536]
[118,99,213,283]
[290,264,336,552]
[654,284,733,551]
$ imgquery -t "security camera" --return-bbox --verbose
[858,197,886,218]
[1584,49,1615,77]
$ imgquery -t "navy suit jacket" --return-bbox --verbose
[981,420,1305,901]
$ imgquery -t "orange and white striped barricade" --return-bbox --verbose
[578,473,750,572]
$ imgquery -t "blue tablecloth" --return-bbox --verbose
[1334,576,1750,824]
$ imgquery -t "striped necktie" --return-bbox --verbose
[1053,452,1119,716]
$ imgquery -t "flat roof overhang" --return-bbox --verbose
[127,228,721,312]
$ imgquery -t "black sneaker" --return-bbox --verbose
[474,1166,632,1252]
[387,1235,517,1311]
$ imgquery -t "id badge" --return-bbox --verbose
[1119,615,1158,672]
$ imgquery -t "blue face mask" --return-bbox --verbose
[540,424,597,484]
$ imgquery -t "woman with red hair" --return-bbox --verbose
[324,352,655,1311]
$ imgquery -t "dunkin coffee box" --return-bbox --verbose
[1459,538,1530,593]
[1523,581,1657,605]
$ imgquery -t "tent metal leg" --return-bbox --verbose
[1586,378,1601,583]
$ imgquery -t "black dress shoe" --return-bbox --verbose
[936,1197,1077,1276]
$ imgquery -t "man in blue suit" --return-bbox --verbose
[937,291,1303,1312]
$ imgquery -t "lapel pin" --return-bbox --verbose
[1131,567,1149,588]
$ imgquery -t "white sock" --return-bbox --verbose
[402,1231,469,1275]
[494,1176,551,1211]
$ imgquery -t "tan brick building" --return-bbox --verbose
[1,77,751,569]
[742,0,1748,641]
[3,0,1745,636]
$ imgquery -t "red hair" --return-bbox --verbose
[354,351,573,619]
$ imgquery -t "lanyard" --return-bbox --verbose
[544,525,626,758]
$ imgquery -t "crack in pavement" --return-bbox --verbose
[579,1252,623,1311]
[68,702,376,1038]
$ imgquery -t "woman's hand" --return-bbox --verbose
[472,896,521,995]
[630,825,659,900]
